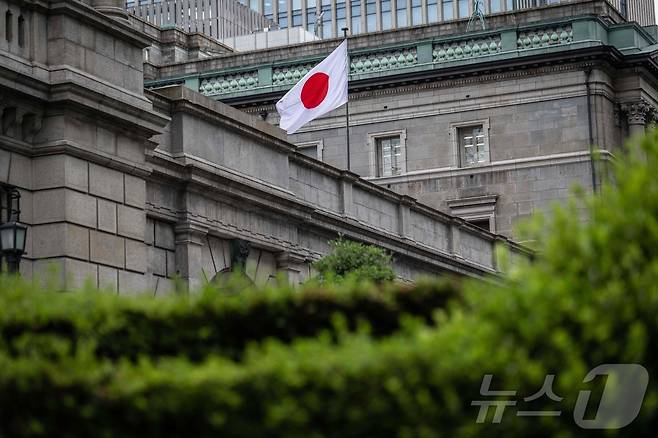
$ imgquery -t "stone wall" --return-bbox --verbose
[0,0,526,293]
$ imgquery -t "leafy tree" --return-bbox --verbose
[312,236,396,283]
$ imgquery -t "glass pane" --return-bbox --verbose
[16,227,26,251]
[443,0,453,20]
[382,12,392,30]
[458,0,468,18]
[464,146,476,165]
[491,0,501,13]
[1,228,12,250]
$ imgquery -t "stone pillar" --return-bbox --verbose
[398,195,414,239]
[90,0,129,22]
[448,218,463,259]
[622,101,652,138]
[174,222,208,292]
[340,171,358,218]
[276,252,308,285]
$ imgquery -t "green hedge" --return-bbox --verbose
[0,277,460,362]
[4,132,658,436]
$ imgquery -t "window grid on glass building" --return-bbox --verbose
[238,0,654,39]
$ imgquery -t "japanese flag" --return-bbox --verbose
[276,40,349,135]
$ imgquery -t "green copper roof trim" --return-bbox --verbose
[144,16,657,98]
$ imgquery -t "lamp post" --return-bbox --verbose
[0,221,27,273]
[0,186,27,274]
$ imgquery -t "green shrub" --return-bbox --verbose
[3,132,658,436]
[0,275,460,362]
[312,237,396,283]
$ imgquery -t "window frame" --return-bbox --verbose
[295,140,324,161]
[447,194,498,233]
[450,119,491,168]
[368,129,407,178]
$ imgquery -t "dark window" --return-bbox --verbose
[467,218,491,232]
[6,10,13,42]
[17,14,24,48]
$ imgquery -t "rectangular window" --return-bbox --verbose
[412,0,422,25]
[459,125,489,166]
[396,0,407,27]
[506,0,513,11]
[336,1,346,31]
[427,0,438,22]
[376,136,402,177]
[296,141,323,160]
[466,218,491,232]
[490,0,501,13]
[458,0,468,18]
[381,0,392,30]
[442,0,453,20]
[351,1,361,34]
[366,0,376,32]
[307,6,316,33]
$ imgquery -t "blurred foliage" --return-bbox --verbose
[312,237,396,283]
[3,132,658,436]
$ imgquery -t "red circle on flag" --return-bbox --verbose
[301,72,329,109]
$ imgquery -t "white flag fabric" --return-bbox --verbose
[276,40,348,134]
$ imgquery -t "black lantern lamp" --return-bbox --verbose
[0,221,27,273]
[0,186,27,274]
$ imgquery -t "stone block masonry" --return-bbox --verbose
[0,0,530,294]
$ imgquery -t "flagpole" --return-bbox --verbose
[342,27,351,171]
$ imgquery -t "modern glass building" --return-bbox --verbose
[239,0,655,38]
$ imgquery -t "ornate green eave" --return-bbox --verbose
[145,16,658,104]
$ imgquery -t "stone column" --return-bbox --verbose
[448,218,464,259]
[174,222,208,292]
[398,195,414,239]
[622,101,652,138]
[276,252,308,285]
[340,170,358,218]
[90,0,129,22]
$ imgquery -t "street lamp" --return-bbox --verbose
[0,185,27,274]
[0,221,27,273]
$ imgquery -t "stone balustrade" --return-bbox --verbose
[150,16,653,100]
[517,25,574,49]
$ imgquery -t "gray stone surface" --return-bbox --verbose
[90,231,125,268]
[117,205,145,240]
[7,0,651,291]
[89,164,124,203]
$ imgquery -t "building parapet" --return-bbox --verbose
[145,12,657,103]
[149,85,531,277]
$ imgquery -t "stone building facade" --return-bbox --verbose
[0,0,526,293]
[144,0,658,238]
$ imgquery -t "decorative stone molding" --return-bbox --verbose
[433,36,501,63]
[200,71,259,96]
[350,47,417,74]
[622,100,653,126]
[273,62,315,86]
[517,25,573,50]
[447,195,499,233]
